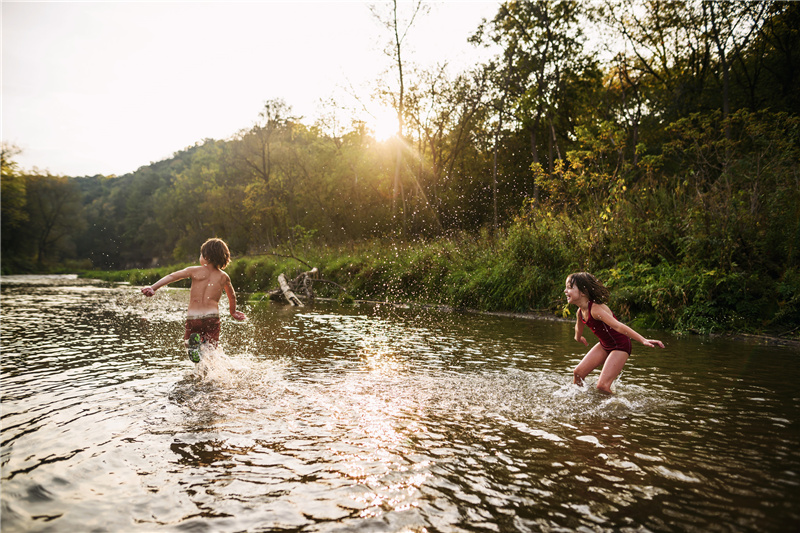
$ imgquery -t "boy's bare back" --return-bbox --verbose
[186,264,231,317]
[141,238,245,323]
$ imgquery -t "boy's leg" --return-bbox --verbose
[206,317,221,347]
[186,332,203,363]
[185,318,205,363]
[596,349,630,394]
[573,343,609,385]
[184,316,220,363]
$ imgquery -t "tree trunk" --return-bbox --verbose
[529,129,540,205]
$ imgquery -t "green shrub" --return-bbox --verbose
[73,227,798,338]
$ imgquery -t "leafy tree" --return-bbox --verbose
[370,0,429,226]
[230,99,297,249]
[736,1,800,115]
[1,144,29,266]
[473,0,597,228]
[25,173,85,265]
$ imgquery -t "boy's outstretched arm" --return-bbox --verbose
[223,276,246,321]
[141,268,193,297]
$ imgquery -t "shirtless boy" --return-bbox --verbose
[141,238,246,362]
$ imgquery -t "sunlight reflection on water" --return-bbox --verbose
[1,275,799,532]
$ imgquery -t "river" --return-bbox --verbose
[1,275,798,532]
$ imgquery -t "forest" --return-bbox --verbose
[2,0,799,335]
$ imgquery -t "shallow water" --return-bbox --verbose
[1,275,798,532]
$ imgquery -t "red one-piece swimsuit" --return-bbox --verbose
[579,301,632,355]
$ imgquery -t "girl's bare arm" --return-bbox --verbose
[592,305,665,348]
[574,313,588,346]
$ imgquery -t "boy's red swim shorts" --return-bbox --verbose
[184,314,221,345]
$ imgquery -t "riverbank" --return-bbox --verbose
[77,233,799,341]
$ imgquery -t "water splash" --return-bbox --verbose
[190,345,244,384]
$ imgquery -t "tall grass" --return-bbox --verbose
[81,217,799,338]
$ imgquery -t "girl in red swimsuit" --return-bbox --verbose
[564,272,665,394]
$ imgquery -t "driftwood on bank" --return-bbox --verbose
[268,268,318,306]
[267,267,350,306]
[258,250,351,306]
[277,273,304,306]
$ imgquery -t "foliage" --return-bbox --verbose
[2,147,86,272]
[2,144,29,271]
[78,229,797,338]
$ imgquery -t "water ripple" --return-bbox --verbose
[2,276,799,532]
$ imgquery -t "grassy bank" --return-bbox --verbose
[80,225,800,340]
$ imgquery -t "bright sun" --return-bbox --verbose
[368,106,400,142]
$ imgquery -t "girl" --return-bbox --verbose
[564,272,664,394]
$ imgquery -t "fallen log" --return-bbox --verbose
[268,267,348,306]
[278,273,304,306]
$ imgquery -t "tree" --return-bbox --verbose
[25,173,85,265]
[473,0,595,225]
[702,0,769,145]
[1,144,29,262]
[370,0,429,227]
[605,0,712,120]
[736,1,800,115]
[231,99,296,249]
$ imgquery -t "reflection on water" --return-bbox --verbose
[2,275,799,532]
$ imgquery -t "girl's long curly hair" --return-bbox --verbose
[566,272,610,304]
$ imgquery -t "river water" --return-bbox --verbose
[1,275,798,532]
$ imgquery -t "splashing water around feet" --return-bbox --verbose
[190,345,241,383]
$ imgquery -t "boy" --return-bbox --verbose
[141,238,246,362]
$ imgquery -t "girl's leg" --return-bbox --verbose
[573,343,609,386]
[596,350,630,394]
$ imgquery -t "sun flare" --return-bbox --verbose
[367,106,400,142]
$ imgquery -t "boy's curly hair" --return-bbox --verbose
[566,272,610,304]
[200,238,231,269]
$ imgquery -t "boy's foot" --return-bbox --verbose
[187,333,202,363]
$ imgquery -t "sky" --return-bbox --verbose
[3,1,501,177]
